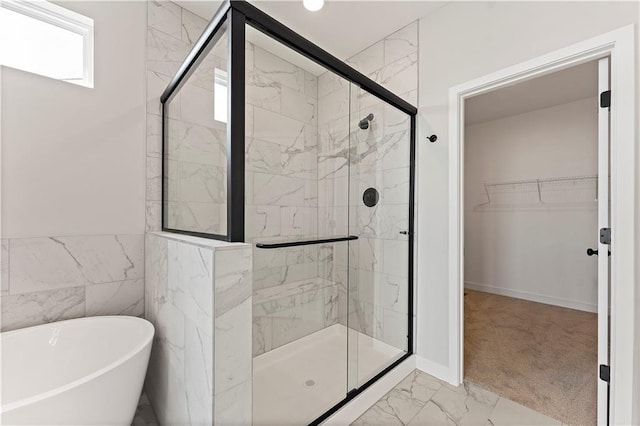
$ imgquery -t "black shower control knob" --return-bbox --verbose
[363,188,379,207]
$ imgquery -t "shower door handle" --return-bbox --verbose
[399,231,409,235]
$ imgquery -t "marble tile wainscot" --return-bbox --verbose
[0,235,145,331]
[144,232,252,425]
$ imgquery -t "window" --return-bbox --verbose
[0,0,94,87]
[214,68,228,123]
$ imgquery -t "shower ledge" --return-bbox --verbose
[253,277,336,305]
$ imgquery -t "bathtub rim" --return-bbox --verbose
[0,315,155,414]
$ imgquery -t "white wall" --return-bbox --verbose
[416,0,638,397]
[0,1,147,330]
[464,97,598,312]
[1,1,146,238]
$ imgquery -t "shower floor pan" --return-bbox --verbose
[253,323,404,425]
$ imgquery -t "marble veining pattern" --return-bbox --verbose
[215,243,252,424]
[384,22,418,65]
[1,234,145,331]
[181,8,207,44]
[9,235,143,294]
[312,20,417,351]
[1,286,86,331]
[144,232,252,426]
[253,46,305,93]
[147,27,190,78]
[214,246,252,317]
[253,277,339,356]
[353,370,562,426]
[246,38,328,360]
[147,0,181,39]
[253,277,334,305]
[85,279,144,317]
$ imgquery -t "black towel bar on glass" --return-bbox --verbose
[255,235,358,249]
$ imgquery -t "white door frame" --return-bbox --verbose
[448,25,636,424]
[596,56,610,426]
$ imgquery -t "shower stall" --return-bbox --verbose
[160,1,416,424]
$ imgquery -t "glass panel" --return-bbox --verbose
[164,22,228,236]
[252,240,352,425]
[246,24,353,424]
[348,85,410,387]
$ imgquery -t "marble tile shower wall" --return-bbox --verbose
[245,43,320,290]
[317,21,418,350]
[246,43,342,356]
[0,235,144,331]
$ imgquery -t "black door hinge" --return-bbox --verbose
[600,90,611,108]
[600,364,610,382]
[600,228,611,245]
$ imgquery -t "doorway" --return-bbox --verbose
[456,57,613,424]
[461,60,604,425]
[447,24,635,426]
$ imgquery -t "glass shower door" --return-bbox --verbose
[347,85,411,389]
[246,24,356,424]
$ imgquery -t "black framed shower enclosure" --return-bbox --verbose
[160,0,417,423]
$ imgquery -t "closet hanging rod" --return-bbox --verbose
[483,174,598,188]
[256,235,358,249]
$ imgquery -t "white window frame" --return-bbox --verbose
[1,0,94,87]
[214,67,228,123]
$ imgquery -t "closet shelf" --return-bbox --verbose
[474,174,599,212]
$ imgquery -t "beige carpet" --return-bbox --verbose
[464,289,597,426]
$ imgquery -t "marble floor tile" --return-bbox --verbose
[353,370,561,426]
[488,397,561,426]
[422,382,499,426]
[394,370,443,405]
[353,370,441,426]
[407,400,455,426]
[353,401,409,426]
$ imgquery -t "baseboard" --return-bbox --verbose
[323,355,416,425]
[415,356,456,386]
[464,281,597,313]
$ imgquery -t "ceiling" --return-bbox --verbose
[465,61,599,125]
[174,1,446,60]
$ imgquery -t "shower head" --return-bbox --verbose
[358,113,375,130]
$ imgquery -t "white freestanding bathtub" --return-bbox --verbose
[0,316,154,425]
